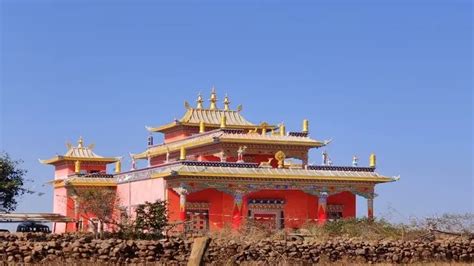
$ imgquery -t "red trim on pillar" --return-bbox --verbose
[179,192,186,222]
[367,198,374,220]
[232,194,243,229]
[317,204,327,225]
[317,193,328,225]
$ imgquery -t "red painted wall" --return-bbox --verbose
[167,188,356,231]
[327,191,356,218]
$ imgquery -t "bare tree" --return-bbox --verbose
[70,186,120,238]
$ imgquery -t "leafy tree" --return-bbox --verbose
[134,200,168,239]
[0,153,27,212]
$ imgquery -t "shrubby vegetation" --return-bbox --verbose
[0,153,27,212]
[210,214,474,242]
[116,200,168,240]
[132,200,168,239]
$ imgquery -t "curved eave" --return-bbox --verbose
[153,171,395,183]
[133,136,214,159]
[146,123,178,133]
[133,137,324,160]
[219,138,325,147]
[39,156,120,165]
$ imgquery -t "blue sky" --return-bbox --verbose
[1,0,472,225]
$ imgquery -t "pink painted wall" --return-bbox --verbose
[116,178,166,217]
[53,162,109,180]
[54,163,74,179]
[52,187,68,233]
[163,127,199,143]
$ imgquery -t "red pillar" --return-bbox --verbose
[317,192,328,225]
[232,193,243,229]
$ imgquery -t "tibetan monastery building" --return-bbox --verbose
[41,89,396,233]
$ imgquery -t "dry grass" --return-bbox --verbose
[205,215,474,243]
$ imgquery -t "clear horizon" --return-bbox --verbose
[1,0,472,230]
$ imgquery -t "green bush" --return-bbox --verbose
[134,200,168,239]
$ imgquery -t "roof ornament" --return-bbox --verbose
[260,122,270,135]
[369,153,376,168]
[275,151,286,168]
[223,94,230,111]
[196,93,204,109]
[279,123,286,136]
[236,146,247,163]
[129,153,136,170]
[66,141,73,150]
[184,101,191,110]
[302,119,309,133]
[147,134,154,147]
[352,155,359,166]
[78,136,84,148]
[236,104,243,112]
[323,139,333,146]
[322,150,329,165]
[209,86,217,110]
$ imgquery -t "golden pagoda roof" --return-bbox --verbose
[157,164,394,183]
[133,129,328,159]
[146,90,274,132]
[40,137,120,165]
[114,161,396,184]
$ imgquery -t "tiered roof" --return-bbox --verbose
[115,161,396,184]
[146,107,259,132]
[146,89,274,132]
[40,137,119,165]
[134,128,326,159]
[136,89,327,160]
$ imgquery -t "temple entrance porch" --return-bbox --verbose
[167,177,376,232]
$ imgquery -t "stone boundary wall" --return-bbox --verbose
[0,233,472,264]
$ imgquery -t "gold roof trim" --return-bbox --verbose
[133,130,325,159]
[147,108,262,133]
[149,164,395,184]
[53,177,117,188]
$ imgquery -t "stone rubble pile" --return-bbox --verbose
[205,237,474,264]
[0,233,191,264]
[0,233,473,264]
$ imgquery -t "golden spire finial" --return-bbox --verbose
[209,86,217,110]
[302,119,309,133]
[279,123,286,136]
[369,153,377,168]
[223,94,230,111]
[196,93,203,109]
[78,136,84,148]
